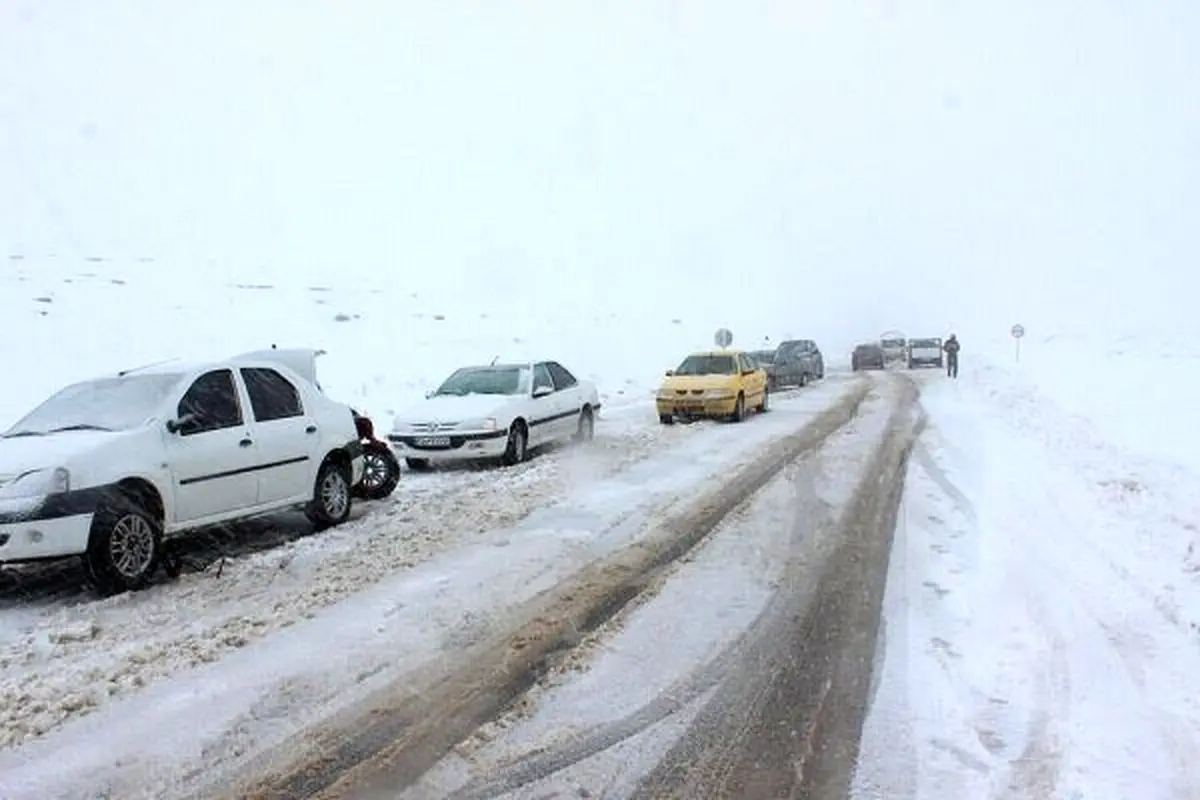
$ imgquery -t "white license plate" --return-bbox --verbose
[415,436,451,447]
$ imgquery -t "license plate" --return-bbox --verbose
[415,436,451,447]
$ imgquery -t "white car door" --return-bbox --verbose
[238,366,322,506]
[164,368,261,523]
[530,362,566,445]
[546,361,583,438]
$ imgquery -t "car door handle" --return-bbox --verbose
[306,425,318,434]
[239,438,253,448]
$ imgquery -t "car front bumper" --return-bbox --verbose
[656,397,739,417]
[387,429,510,462]
[0,507,93,562]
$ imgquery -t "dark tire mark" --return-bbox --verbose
[206,383,873,800]
[630,382,921,799]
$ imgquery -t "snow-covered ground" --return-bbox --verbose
[400,382,905,799]
[1,256,789,433]
[0,340,862,800]
[853,344,1200,799]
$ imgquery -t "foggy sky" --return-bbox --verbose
[3,0,1198,350]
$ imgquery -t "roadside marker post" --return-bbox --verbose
[1011,323,1025,362]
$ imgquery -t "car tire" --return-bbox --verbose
[354,442,401,500]
[84,492,163,596]
[405,457,431,471]
[798,372,808,387]
[659,414,675,425]
[758,386,769,413]
[305,458,353,531]
[730,393,746,423]
[574,406,595,443]
[501,421,528,466]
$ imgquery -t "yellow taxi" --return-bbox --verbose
[656,349,769,424]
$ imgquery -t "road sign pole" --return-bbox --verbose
[1010,323,1025,363]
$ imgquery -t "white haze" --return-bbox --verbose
[2,1,1198,353]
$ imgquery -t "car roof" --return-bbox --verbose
[686,349,744,357]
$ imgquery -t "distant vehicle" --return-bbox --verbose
[907,337,944,369]
[852,343,887,371]
[388,361,600,470]
[657,350,768,424]
[747,349,777,368]
[770,339,825,388]
[879,332,907,367]
[0,348,364,595]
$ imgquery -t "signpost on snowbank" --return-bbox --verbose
[1011,323,1025,362]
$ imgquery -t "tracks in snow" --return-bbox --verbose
[214,375,922,799]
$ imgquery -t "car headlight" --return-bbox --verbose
[461,417,499,431]
[656,389,674,399]
[704,389,734,399]
[0,467,70,500]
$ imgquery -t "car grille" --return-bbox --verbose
[409,422,460,433]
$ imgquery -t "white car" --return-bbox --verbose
[0,348,364,595]
[388,360,600,469]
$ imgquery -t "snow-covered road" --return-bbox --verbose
[395,379,916,799]
[853,372,1200,799]
[0,375,867,800]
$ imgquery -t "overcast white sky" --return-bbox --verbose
[2,0,1198,347]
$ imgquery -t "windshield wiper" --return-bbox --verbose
[47,424,113,433]
[1,430,43,438]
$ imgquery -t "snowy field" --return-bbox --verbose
[0,256,767,432]
[853,344,1200,799]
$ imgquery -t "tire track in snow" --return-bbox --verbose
[217,382,875,800]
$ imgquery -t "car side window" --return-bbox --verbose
[738,355,751,373]
[546,362,577,389]
[532,363,555,393]
[177,369,243,435]
[240,367,304,422]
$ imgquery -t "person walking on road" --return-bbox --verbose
[943,333,960,378]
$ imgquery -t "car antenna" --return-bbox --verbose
[118,357,179,377]
[490,355,499,365]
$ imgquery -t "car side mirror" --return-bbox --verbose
[166,412,198,434]
[424,390,434,399]
[664,370,674,376]
[532,385,554,398]
[742,369,754,376]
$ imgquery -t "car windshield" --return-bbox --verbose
[674,355,736,376]
[3,373,184,437]
[881,338,905,347]
[434,366,530,396]
[911,338,940,347]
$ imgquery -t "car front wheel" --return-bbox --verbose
[306,458,352,531]
[501,422,528,466]
[84,493,162,596]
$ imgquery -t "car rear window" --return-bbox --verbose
[675,355,736,375]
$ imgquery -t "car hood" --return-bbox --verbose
[396,393,513,425]
[660,375,739,392]
[0,430,126,483]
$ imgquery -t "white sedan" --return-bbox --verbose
[388,360,601,469]
[0,348,364,595]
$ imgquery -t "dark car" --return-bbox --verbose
[770,339,824,388]
[747,349,777,369]
[852,343,886,371]
[907,337,944,369]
